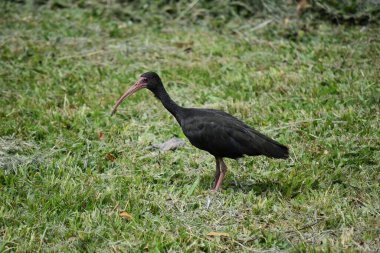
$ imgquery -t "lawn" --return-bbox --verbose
[0,2,379,252]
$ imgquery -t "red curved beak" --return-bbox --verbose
[111,77,147,116]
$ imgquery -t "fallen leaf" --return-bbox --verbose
[174,41,194,49]
[119,211,133,221]
[296,0,310,15]
[106,153,116,162]
[284,18,290,26]
[207,232,230,237]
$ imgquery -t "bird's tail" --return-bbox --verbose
[264,141,289,159]
[250,129,289,159]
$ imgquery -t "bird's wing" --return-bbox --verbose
[182,109,288,159]
[201,109,288,156]
[181,113,256,157]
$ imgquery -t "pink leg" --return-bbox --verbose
[212,158,227,191]
[211,157,221,190]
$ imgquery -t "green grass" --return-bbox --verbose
[1,2,379,252]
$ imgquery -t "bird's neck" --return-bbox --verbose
[154,85,184,123]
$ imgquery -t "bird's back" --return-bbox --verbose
[180,108,288,159]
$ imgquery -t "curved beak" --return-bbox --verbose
[111,77,147,116]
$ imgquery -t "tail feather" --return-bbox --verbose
[263,141,289,159]
[249,129,289,159]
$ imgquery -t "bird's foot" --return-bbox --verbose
[210,188,222,194]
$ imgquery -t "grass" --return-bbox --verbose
[1,2,379,252]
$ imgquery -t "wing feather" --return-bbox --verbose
[181,109,288,159]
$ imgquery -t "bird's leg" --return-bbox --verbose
[213,158,228,191]
[211,157,221,190]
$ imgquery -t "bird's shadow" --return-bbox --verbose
[228,180,284,195]
[199,174,286,195]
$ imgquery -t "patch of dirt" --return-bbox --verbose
[148,137,187,151]
[0,136,39,171]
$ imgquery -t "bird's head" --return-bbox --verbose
[111,72,162,115]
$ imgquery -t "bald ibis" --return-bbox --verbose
[111,72,289,191]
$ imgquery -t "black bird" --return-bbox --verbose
[111,72,289,191]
